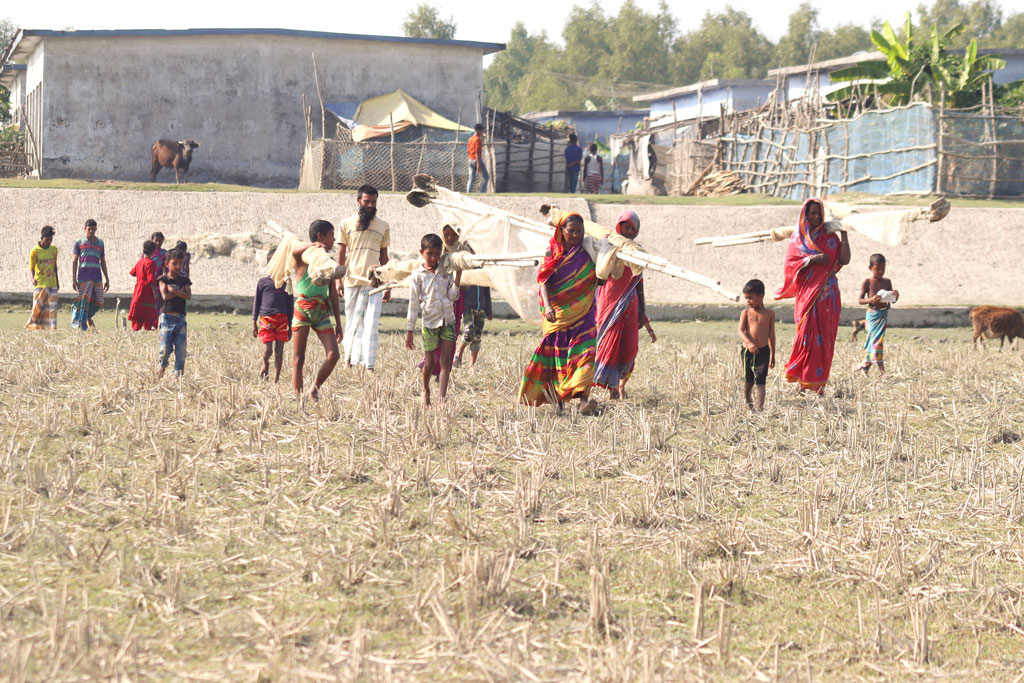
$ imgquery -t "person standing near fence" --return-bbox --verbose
[466,123,489,193]
[583,143,604,194]
[565,133,583,193]
[338,185,391,372]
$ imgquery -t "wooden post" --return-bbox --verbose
[451,105,462,190]
[415,132,427,176]
[936,85,945,195]
[389,113,396,191]
[312,52,326,140]
[528,128,537,192]
[504,126,512,192]
[988,80,998,199]
[20,104,41,178]
[548,133,554,193]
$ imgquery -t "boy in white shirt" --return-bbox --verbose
[405,233,462,407]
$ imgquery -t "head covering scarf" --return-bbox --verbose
[615,208,640,237]
[775,198,828,300]
[537,212,584,284]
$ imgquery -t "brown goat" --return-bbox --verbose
[969,305,1024,349]
[850,319,866,342]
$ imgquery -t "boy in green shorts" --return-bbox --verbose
[291,220,344,400]
[405,233,462,407]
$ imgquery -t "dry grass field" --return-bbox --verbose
[1,311,1023,681]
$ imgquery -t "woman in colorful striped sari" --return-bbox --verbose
[594,209,656,399]
[518,213,598,414]
[775,198,850,394]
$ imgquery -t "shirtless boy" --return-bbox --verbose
[738,278,776,411]
[857,253,899,377]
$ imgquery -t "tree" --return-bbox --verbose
[671,7,774,83]
[402,3,456,40]
[483,22,561,113]
[988,10,1024,47]
[914,0,1003,45]
[774,3,823,68]
[817,24,874,61]
[828,13,1006,108]
[0,18,18,124]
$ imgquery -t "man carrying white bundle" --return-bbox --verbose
[338,184,391,372]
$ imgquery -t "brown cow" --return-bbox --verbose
[969,305,1024,349]
[151,139,201,183]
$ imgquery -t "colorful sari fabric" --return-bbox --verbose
[519,215,597,406]
[594,209,647,390]
[862,307,888,367]
[71,280,104,330]
[26,288,59,330]
[128,257,160,331]
[775,198,843,393]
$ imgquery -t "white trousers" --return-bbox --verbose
[343,286,384,368]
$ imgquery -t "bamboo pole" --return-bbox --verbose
[312,52,326,140]
[451,105,462,190]
[389,113,396,191]
[988,80,998,200]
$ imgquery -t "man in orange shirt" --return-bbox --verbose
[466,123,489,193]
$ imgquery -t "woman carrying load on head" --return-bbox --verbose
[776,198,850,395]
[593,209,657,399]
[518,212,599,414]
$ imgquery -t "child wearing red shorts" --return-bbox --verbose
[253,248,295,381]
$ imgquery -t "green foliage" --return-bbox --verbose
[483,1,1018,116]
[914,0,1003,45]
[671,7,773,83]
[401,3,456,40]
[995,81,1024,107]
[1,18,16,123]
[828,12,1005,107]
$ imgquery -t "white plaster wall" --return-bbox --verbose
[36,35,485,187]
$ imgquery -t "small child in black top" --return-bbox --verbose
[173,241,192,279]
[157,249,192,378]
[253,248,294,382]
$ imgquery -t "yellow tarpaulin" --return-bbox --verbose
[351,89,473,143]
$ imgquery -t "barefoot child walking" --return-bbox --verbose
[253,248,294,382]
[26,226,60,330]
[405,234,461,408]
[291,220,344,400]
[128,240,160,331]
[156,249,192,378]
[738,279,776,411]
[858,253,899,377]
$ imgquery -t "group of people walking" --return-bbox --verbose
[25,189,897,411]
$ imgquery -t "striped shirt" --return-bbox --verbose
[73,238,105,282]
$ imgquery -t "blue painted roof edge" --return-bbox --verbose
[17,28,504,53]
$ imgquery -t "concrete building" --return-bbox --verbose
[770,49,1024,102]
[521,109,648,145]
[632,79,776,122]
[0,28,503,187]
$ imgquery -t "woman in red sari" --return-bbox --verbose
[775,198,850,394]
[128,240,160,331]
[594,209,656,399]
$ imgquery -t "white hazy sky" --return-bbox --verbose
[4,0,940,46]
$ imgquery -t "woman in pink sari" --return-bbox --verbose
[594,209,656,399]
[775,198,850,394]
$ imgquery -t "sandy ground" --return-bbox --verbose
[3,188,1023,308]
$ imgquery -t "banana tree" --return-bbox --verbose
[826,13,1002,108]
